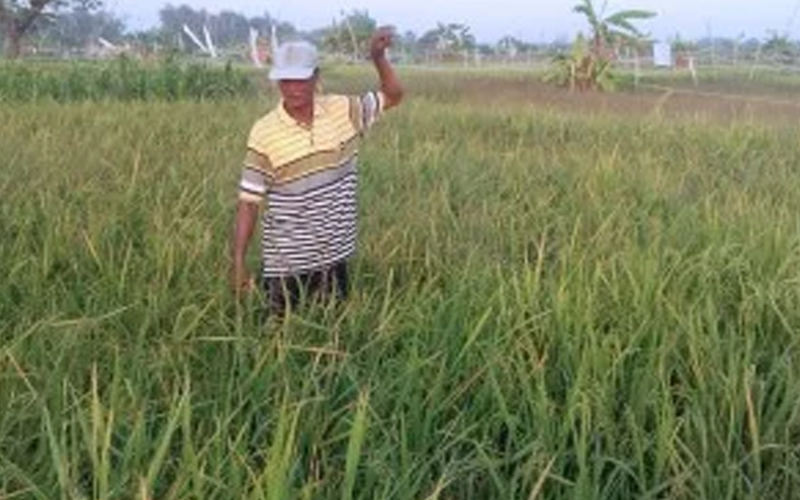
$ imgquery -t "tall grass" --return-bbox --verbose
[0,56,258,102]
[1,71,799,499]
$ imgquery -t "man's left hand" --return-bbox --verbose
[370,27,394,59]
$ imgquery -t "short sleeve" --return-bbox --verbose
[239,126,275,203]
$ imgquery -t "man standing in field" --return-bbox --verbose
[231,28,403,314]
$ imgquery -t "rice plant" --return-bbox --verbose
[1,68,799,499]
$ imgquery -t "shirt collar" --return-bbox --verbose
[276,98,327,128]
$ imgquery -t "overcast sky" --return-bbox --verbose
[105,0,800,43]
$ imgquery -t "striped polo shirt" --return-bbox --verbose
[239,91,384,278]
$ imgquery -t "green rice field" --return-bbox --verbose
[1,62,800,499]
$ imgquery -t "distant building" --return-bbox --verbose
[653,41,673,68]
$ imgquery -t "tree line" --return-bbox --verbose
[0,1,525,60]
[2,0,800,66]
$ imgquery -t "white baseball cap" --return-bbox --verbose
[269,41,319,81]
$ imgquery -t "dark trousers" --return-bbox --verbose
[263,261,349,316]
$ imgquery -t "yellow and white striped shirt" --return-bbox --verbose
[239,91,384,277]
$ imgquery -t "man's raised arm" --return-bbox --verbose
[370,27,404,109]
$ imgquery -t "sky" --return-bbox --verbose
[105,0,800,43]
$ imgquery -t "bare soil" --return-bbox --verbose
[409,72,800,126]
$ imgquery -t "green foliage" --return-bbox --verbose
[33,7,125,49]
[418,22,476,53]
[548,0,654,93]
[1,0,104,58]
[321,9,378,60]
[157,5,297,53]
[544,34,619,92]
[0,56,258,101]
[572,0,655,51]
[2,70,800,499]
[762,31,799,65]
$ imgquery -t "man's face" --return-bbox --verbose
[278,74,317,112]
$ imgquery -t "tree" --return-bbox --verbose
[497,35,524,60]
[209,10,249,47]
[441,23,475,52]
[393,30,418,62]
[158,3,206,53]
[547,0,655,91]
[573,0,654,59]
[0,0,101,58]
[545,33,617,91]
[320,9,376,60]
[418,22,475,61]
[763,31,797,65]
[416,27,440,53]
[248,12,296,43]
[158,5,298,54]
[35,6,123,51]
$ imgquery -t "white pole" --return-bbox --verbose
[688,56,698,86]
[203,25,217,58]
[271,24,279,55]
[249,28,262,68]
[183,24,209,54]
[98,37,117,50]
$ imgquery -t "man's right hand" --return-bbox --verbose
[231,265,255,296]
[231,200,260,297]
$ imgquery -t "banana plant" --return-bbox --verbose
[544,33,618,92]
[546,0,654,92]
[573,0,655,59]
